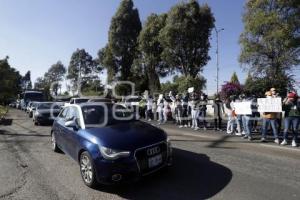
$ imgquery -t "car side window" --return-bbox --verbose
[65,107,80,122]
[59,108,69,120]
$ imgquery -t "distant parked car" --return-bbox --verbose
[33,102,62,125]
[51,103,172,187]
[9,101,17,108]
[28,102,39,118]
[64,98,90,107]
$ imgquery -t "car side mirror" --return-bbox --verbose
[65,119,80,131]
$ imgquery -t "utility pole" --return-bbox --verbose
[215,27,224,94]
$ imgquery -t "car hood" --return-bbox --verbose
[81,121,167,150]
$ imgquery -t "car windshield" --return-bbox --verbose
[81,104,135,127]
[37,103,60,110]
[90,98,111,103]
[75,99,89,104]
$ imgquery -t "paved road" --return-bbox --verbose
[0,109,299,200]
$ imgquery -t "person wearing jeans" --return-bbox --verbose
[242,115,252,139]
[198,94,208,130]
[261,91,279,144]
[281,92,300,147]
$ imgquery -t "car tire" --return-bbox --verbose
[79,151,98,188]
[51,132,60,153]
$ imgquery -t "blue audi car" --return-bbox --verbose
[51,103,172,187]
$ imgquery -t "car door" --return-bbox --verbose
[63,107,81,159]
[55,107,69,152]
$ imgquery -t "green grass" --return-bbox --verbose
[0,105,8,118]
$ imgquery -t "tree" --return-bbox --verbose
[138,13,169,93]
[159,0,215,77]
[21,71,32,90]
[107,0,142,81]
[160,75,206,95]
[219,82,243,100]
[67,49,99,93]
[98,45,118,84]
[240,0,300,93]
[243,72,293,97]
[0,57,22,104]
[230,72,240,84]
[45,61,66,95]
[34,77,46,90]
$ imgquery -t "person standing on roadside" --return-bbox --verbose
[281,92,300,147]
[213,96,224,131]
[270,88,282,133]
[145,95,153,121]
[157,95,164,125]
[182,93,189,127]
[241,93,254,141]
[190,92,200,130]
[261,91,280,144]
[170,92,183,128]
[199,93,208,130]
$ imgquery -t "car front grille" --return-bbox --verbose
[134,142,168,175]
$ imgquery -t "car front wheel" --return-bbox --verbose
[80,151,98,188]
[51,132,60,152]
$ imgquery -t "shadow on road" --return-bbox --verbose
[0,130,50,137]
[0,118,13,126]
[98,148,232,200]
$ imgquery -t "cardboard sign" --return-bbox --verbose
[257,98,282,112]
[232,102,252,115]
[188,87,194,93]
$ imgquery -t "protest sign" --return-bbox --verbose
[257,98,282,112]
[232,102,252,115]
[188,87,194,93]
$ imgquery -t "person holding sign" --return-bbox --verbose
[281,92,300,147]
[261,91,280,144]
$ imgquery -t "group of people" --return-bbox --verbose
[137,87,300,147]
[222,88,300,147]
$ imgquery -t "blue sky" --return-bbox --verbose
[0,0,247,95]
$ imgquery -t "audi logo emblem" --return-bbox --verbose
[147,146,160,156]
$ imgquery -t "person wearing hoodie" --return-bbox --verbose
[281,92,300,147]
[261,91,280,144]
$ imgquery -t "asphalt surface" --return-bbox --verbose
[0,108,299,200]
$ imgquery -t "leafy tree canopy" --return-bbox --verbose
[159,0,215,77]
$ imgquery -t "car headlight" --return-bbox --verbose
[35,111,41,116]
[99,146,130,160]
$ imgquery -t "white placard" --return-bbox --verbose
[188,87,194,93]
[232,102,252,115]
[257,98,282,112]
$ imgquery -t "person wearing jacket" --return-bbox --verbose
[182,93,189,127]
[198,93,208,130]
[261,91,279,144]
[281,92,300,147]
[213,96,224,131]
